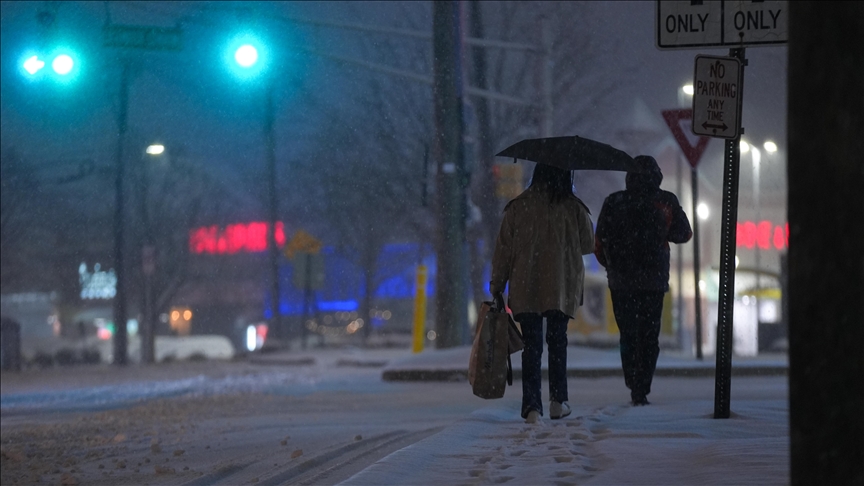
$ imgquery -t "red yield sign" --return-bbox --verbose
[662,108,710,168]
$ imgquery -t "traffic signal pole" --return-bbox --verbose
[103,22,183,365]
[264,78,283,343]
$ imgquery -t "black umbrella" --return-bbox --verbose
[496,136,643,172]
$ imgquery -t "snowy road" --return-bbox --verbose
[0,357,482,485]
[0,352,788,485]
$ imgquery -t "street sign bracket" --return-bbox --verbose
[103,24,184,52]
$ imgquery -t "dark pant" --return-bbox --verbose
[610,290,665,400]
[517,312,569,418]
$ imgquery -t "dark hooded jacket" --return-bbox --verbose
[594,156,692,291]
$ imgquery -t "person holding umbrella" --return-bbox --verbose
[593,155,692,406]
[490,163,595,424]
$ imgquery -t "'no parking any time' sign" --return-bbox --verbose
[692,55,741,139]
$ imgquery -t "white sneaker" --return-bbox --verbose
[550,401,571,420]
[525,410,541,424]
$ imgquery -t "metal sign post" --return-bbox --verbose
[287,231,324,349]
[656,0,785,419]
[713,48,745,419]
[662,109,710,361]
[691,53,742,375]
[292,252,325,349]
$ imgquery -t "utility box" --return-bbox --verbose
[0,317,22,372]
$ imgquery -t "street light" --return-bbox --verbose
[697,202,710,220]
[226,35,286,346]
[138,144,164,364]
[146,144,165,155]
[741,140,765,290]
[751,144,762,287]
[764,140,778,153]
[678,83,694,107]
[674,81,701,357]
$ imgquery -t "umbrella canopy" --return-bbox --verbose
[496,136,643,172]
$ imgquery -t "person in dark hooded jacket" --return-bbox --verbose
[594,155,692,406]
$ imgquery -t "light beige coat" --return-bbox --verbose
[490,186,595,318]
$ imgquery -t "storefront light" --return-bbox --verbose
[246,325,257,352]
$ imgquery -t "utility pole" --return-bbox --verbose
[432,0,469,348]
[112,60,129,366]
[468,0,496,310]
[539,16,553,138]
[139,148,155,364]
[788,2,864,484]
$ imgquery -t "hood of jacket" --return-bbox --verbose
[625,155,663,191]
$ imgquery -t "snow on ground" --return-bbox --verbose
[1,345,789,485]
[341,396,789,486]
[0,348,409,415]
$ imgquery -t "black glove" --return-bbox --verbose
[493,292,505,311]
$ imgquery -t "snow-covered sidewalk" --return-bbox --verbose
[340,345,789,485]
[341,395,789,485]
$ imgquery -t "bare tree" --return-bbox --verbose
[292,78,434,342]
[269,1,627,333]
[466,1,628,307]
[126,145,248,337]
[0,148,36,290]
[1,146,115,295]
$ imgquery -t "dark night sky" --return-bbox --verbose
[1,1,788,220]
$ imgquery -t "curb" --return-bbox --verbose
[382,366,788,382]
[247,357,317,366]
[247,357,391,368]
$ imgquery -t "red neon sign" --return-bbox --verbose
[736,221,788,250]
[189,222,286,254]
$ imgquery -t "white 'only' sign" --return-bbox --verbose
[656,0,788,49]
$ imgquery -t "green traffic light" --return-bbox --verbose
[52,54,74,75]
[226,34,267,80]
[235,44,258,68]
[23,55,45,75]
[21,47,80,83]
